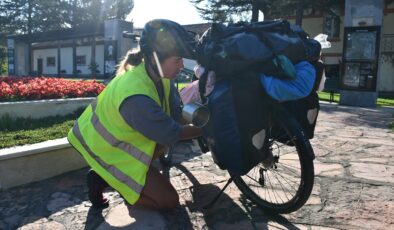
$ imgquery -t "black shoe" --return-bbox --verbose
[87,170,109,208]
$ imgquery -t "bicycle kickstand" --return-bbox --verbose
[203,176,234,209]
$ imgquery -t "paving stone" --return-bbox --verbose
[349,162,394,183]
[18,218,65,230]
[212,220,254,229]
[96,203,166,230]
[1,103,394,229]
[305,195,322,205]
[314,161,345,177]
[46,192,80,212]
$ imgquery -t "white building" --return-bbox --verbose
[7,21,211,79]
[7,19,137,78]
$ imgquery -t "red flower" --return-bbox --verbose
[0,76,106,102]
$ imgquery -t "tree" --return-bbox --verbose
[190,0,344,26]
[0,0,134,75]
[70,0,134,27]
[192,0,394,26]
[0,0,134,34]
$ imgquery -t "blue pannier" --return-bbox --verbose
[203,72,272,175]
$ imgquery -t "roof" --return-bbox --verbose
[7,23,105,43]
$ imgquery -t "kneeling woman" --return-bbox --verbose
[68,19,202,210]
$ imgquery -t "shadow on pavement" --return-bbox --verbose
[320,103,394,129]
[0,168,90,229]
[170,164,300,229]
[85,207,106,230]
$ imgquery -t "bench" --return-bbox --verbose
[324,77,341,103]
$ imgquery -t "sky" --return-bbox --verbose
[126,0,207,28]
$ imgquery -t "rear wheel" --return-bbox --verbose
[232,110,315,213]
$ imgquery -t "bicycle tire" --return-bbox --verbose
[232,106,315,214]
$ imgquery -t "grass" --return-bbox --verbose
[0,110,82,149]
[0,120,74,149]
[318,91,394,107]
[318,91,340,103]
[390,113,394,132]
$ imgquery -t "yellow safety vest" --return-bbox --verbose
[68,63,171,205]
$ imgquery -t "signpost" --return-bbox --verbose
[339,0,384,107]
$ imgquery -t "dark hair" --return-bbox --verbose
[115,49,143,76]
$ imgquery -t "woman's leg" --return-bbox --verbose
[134,166,179,210]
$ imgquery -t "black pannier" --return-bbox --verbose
[203,72,273,175]
[196,20,322,175]
[282,61,324,139]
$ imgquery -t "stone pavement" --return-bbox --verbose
[0,102,393,230]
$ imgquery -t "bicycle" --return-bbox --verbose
[161,100,315,214]
[230,101,315,214]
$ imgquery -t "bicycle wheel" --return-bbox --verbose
[232,108,315,214]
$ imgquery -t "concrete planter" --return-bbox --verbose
[0,98,95,190]
[0,138,87,190]
[0,97,95,119]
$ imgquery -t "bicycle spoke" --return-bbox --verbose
[272,168,301,187]
[264,172,289,203]
[266,170,291,202]
[232,114,315,213]
[267,170,284,203]
[263,170,276,203]
[270,169,299,193]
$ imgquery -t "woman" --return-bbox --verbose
[68,19,202,210]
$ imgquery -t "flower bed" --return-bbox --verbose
[0,76,105,102]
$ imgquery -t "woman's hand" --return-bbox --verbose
[179,125,203,140]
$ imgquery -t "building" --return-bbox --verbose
[7,19,137,79]
[284,1,394,94]
[6,20,212,79]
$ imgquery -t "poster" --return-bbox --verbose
[104,41,117,75]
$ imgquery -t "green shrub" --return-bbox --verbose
[0,108,84,149]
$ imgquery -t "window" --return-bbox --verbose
[76,55,86,66]
[323,14,340,39]
[46,57,56,67]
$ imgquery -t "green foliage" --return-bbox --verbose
[0,46,7,75]
[0,107,84,149]
[318,91,394,107]
[318,91,340,103]
[377,97,394,107]
[190,0,344,24]
[0,108,84,132]
[88,61,100,74]
[0,119,75,149]
[0,0,134,35]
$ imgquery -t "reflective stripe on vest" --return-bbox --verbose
[90,100,151,166]
[72,122,144,193]
[68,63,172,204]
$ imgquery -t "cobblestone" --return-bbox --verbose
[0,102,393,229]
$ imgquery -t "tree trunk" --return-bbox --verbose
[295,1,304,26]
[251,2,259,22]
[28,0,32,34]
